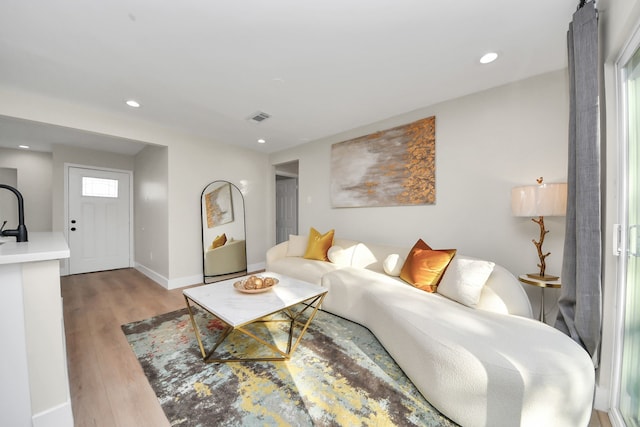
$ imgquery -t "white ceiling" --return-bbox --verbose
[0,0,579,155]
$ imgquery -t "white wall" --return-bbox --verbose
[167,139,269,286]
[270,70,570,317]
[134,145,170,280]
[0,88,272,287]
[0,148,53,232]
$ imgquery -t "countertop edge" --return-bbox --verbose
[0,232,70,265]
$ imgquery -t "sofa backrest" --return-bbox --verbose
[476,261,534,317]
[274,236,533,318]
[331,240,532,318]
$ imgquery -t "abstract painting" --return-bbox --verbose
[331,116,436,208]
[205,182,234,228]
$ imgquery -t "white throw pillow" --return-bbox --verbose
[383,254,404,276]
[350,243,378,269]
[286,234,308,257]
[437,258,495,307]
[327,246,350,266]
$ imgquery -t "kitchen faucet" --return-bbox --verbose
[0,184,28,242]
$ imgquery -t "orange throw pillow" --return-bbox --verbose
[210,233,227,250]
[303,227,335,261]
[400,239,457,292]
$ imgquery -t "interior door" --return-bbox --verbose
[276,176,298,244]
[68,167,131,274]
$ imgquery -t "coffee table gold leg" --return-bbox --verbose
[287,293,326,356]
[184,295,209,359]
[185,292,328,363]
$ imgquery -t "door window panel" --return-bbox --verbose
[82,177,118,198]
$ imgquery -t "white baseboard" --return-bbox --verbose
[167,274,203,290]
[32,400,74,427]
[135,262,267,290]
[134,263,169,289]
[134,263,202,290]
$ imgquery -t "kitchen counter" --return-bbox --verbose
[0,232,70,264]
[0,231,73,427]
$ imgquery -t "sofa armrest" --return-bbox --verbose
[266,241,289,268]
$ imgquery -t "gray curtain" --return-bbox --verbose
[555,1,601,365]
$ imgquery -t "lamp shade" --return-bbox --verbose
[511,183,567,217]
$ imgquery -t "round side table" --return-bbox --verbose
[518,275,561,323]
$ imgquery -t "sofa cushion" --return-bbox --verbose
[383,254,404,276]
[400,239,456,292]
[351,243,378,269]
[268,258,340,285]
[351,242,409,273]
[286,234,308,257]
[437,257,495,307]
[327,246,352,267]
[303,227,335,261]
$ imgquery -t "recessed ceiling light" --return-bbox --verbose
[18,145,30,149]
[480,52,498,64]
[258,138,266,144]
[126,99,141,108]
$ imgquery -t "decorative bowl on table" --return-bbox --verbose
[233,275,279,293]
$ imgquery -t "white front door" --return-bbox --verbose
[68,167,131,274]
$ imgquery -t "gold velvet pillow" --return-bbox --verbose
[400,239,457,292]
[303,227,335,261]
[210,233,227,250]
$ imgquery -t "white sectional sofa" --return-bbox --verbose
[266,236,595,427]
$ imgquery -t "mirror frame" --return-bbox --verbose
[200,180,247,283]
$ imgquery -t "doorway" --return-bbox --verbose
[66,166,133,274]
[275,161,299,244]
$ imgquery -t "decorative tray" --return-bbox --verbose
[233,275,279,293]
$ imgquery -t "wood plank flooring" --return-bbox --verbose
[62,268,194,427]
[62,268,610,427]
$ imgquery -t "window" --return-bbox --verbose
[82,177,118,198]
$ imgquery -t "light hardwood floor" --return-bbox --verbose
[62,268,610,427]
[62,268,191,427]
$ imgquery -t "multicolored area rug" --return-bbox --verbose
[122,306,457,427]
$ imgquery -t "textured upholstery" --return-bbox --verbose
[265,237,595,427]
[266,239,532,316]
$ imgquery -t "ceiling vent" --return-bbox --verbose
[247,111,271,123]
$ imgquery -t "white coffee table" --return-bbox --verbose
[183,272,327,363]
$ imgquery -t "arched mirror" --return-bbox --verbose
[201,180,247,283]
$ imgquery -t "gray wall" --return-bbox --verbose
[0,148,53,232]
[0,167,18,229]
[134,145,170,279]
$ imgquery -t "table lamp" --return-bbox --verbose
[511,177,567,280]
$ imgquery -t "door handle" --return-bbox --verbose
[630,225,640,257]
